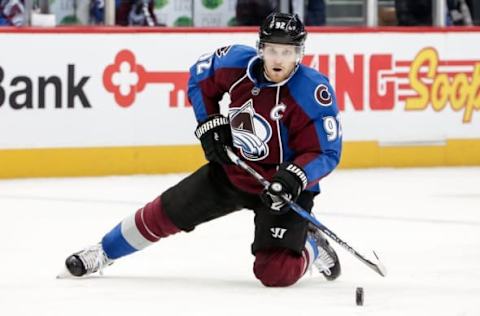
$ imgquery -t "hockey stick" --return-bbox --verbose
[225,147,387,277]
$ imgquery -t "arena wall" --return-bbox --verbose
[1,27,479,178]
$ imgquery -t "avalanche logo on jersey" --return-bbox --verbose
[315,84,333,106]
[229,99,272,161]
[215,46,232,58]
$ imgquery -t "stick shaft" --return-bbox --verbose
[225,147,387,277]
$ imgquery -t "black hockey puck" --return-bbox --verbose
[356,287,364,306]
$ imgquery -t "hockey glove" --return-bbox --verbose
[261,163,308,215]
[195,114,233,165]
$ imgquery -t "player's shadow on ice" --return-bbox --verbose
[80,274,324,289]
[94,275,260,289]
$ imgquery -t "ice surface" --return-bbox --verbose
[0,167,479,316]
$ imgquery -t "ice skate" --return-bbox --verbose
[308,226,341,281]
[57,243,113,278]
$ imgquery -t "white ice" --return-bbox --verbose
[0,167,479,316]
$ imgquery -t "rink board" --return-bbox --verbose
[0,27,480,178]
[1,140,480,178]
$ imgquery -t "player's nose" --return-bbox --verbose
[273,58,284,66]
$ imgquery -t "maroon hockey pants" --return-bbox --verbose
[133,195,309,287]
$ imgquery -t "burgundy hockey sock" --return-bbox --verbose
[134,196,180,242]
[102,196,180,259]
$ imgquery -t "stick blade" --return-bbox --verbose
[368,251,387,277]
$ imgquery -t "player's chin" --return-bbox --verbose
[269,68,286,81]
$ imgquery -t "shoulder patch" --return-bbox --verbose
[314,84,333,107]
[215,46,232,58]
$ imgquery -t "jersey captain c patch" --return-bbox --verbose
[315,84,333,106]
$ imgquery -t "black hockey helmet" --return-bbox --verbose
[259,12,307,47]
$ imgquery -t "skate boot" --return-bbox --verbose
[308,226,341,281]
[63,243,113,277]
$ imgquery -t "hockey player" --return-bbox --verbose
[61,12,342,287]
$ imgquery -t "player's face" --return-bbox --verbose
[261,43,301,83]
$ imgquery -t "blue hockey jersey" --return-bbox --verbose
[188,45,342,194]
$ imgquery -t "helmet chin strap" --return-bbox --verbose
[256,40,264,59]
[296,45,305,65]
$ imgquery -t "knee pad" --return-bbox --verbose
[253,248,305,287]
